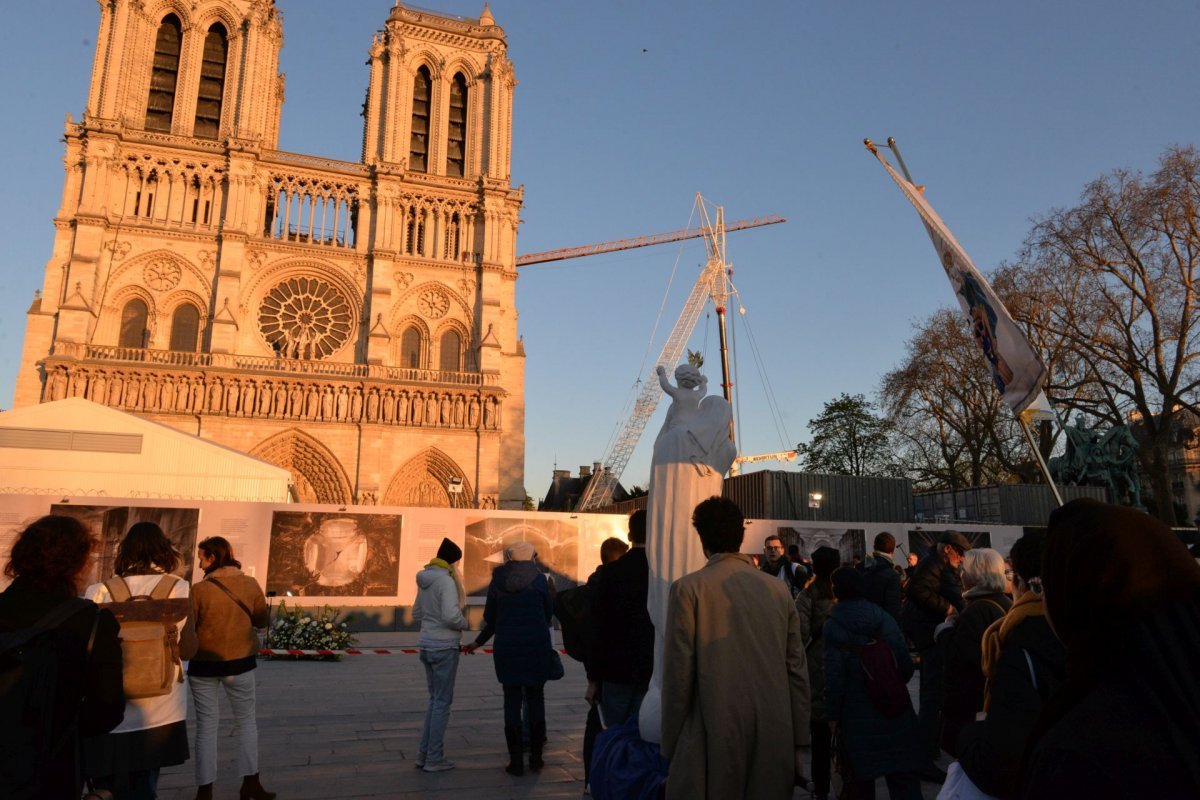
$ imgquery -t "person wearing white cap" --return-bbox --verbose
[465,541,554,775]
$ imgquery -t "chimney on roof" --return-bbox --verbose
[579,465,591,477]
[593,461,602,475]
[552,469,570,479]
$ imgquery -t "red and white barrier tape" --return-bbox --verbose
[259,647,569,656]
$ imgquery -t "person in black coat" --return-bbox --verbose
[861,531,903,623]
[588,510,654,728]
[579,532,629,790]
[824,567,922,800]
[466,541,554,776]
[0,515,124,799]
[935,548,1012,757]
[900,531,970,769]
[955,530,1064,800]
[1022,499,1200,800]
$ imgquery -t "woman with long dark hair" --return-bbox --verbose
[84,521,198,799]
[189,536,273,800]
[1022,499,1200,798]
[0,515,124,798]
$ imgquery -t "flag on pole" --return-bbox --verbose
[869,145,1047,414]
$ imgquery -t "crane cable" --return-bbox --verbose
[596,205,699,462]
[728,282,793,453]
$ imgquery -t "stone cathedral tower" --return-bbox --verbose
[15,1,526,509]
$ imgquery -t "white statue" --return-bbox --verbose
[639,363,737,743]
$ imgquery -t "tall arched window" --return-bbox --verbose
[438,330,462,372]
[401,327,423,369]
[194,24,228,139]
[447,73,468,177]
[145,15,182,132]
[119,299,149,348]
[169,304,201,352]
[410,66,432,173]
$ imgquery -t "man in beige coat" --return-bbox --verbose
[661,496,810,800]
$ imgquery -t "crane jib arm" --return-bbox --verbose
[515,215,785,267]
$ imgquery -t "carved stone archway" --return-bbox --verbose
[383,447,474,508]
[249,428,352,504]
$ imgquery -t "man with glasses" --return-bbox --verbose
[760,534,809,601]
[900,531,972,782]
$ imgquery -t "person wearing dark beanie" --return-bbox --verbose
[436,538,463,565]
[798,545,844,799]
[823,566,922,799]
[412,537,469,772]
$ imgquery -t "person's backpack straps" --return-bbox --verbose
[207,577,253,620]
[103,576,133,603]
[0,597,94,656]
[149,575,180,600]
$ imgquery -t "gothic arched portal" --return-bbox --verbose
[249,428,351,504]
[383,447,474,508]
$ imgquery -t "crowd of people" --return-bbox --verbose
[3,495,1199,799]
[0,518,273,800]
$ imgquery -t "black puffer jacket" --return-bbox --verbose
[900,554,964,648]
[938,591,1012,756]
[956,612,1064,799]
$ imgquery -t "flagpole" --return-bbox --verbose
[867,136,1064,508]
[1018,413,1064,506]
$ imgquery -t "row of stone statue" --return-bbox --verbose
[43,366,501,429]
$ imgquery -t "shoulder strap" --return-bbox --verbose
[150,575,180,600]
[0,597,94,656]
[978,597,1008,615]
[207,577,254,620]
[103,576,132,602]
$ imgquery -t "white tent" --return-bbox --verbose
[0,399,292,502]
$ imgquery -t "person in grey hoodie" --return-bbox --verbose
[412,538,469,773]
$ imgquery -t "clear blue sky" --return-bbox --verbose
[1,1,1197,500]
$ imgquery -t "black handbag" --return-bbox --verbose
[548,647,565,680]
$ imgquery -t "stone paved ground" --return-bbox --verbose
[157,633,947,799]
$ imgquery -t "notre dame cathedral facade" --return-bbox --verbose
[14,1,526,509]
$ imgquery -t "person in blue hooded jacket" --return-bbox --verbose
[824,567,923,800]
[465,541,554,776]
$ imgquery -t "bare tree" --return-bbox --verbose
[880,308,1026,489]
[1005,145,1200,523]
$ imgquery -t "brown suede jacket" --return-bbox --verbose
[191,566,269,666]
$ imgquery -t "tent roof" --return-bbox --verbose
[0,399,291,501]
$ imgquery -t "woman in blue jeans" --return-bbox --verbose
[466,541,554,776]
[189,537,273,800]
[412,538,470,772]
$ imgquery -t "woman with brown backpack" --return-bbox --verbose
[189,536,273,800]
[84,521,199,799]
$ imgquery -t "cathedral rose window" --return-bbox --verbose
[258,276,353,360]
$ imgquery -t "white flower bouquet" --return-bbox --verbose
[268,600,357,660]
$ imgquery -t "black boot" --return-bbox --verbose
[239,773,276,800]
[529,721,546,770]
[504,726,524,776]
[195,786,213,800]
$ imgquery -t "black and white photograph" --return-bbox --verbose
[51,504,200,585]
[774,526,866,565]
[908,529,993,561]
[463,515,579,598]
[266,511,402,597]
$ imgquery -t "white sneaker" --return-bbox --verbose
[423,760,456,773]
[583,782,591,795]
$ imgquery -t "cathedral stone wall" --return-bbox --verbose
[15,1,526,509]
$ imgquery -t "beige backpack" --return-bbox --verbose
[103,575,190,699]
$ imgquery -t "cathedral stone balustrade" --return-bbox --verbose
[54,344,498,387]
[40,361,503,431]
